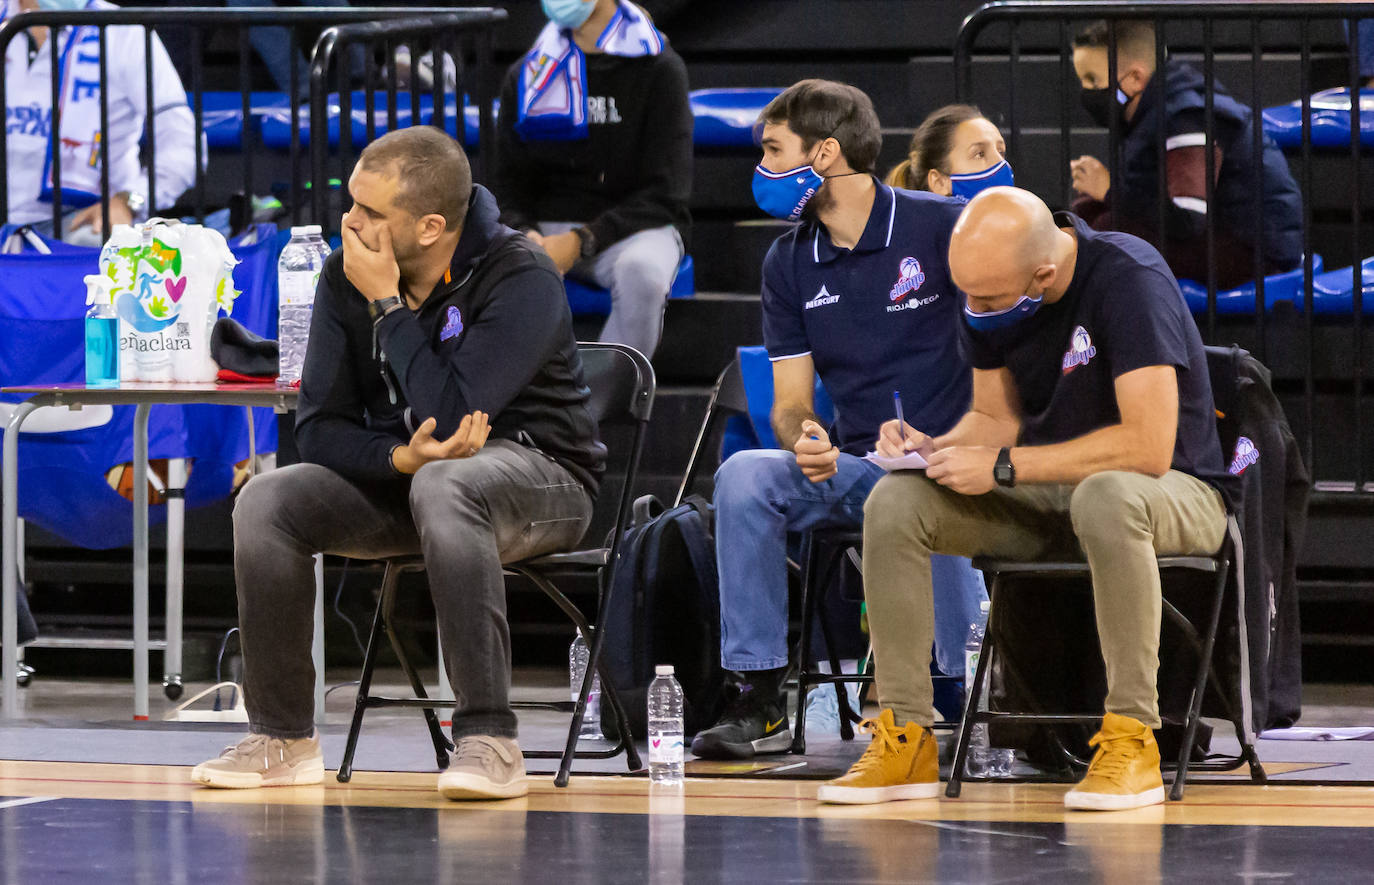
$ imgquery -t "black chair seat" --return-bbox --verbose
[510,548,610,569]
[973,556,1223,576]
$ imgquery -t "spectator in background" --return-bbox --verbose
[3,0,195,244]
[1069,19,1302,289]
[886,103,1012,200]
[491,0,692,358]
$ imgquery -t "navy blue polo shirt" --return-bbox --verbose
[761,181,972,455]
[959,212,1231,498]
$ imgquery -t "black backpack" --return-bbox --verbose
[598,494,726,739]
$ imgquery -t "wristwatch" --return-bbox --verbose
[368,295,406,322]
[994,447,1016,488]
[120,190,147,219]
[573,225,598,259]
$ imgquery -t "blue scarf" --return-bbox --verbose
[515,1,663,142]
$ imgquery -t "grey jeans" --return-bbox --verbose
[540,222,684,357]
[232,438,593,740]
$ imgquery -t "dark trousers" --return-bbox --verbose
[232,439,592,740]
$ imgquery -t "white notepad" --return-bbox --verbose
[862,449,930,471]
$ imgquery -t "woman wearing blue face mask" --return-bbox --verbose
[885,104,1013,200]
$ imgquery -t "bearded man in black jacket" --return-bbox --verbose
[192,126,605,802]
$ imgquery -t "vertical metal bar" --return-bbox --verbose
[1107,19,1120,232]
[1007,21,1019,166]
[1204,17,1217,342]
[0,23,7,222]
[475,25,496,182]
[408,31,421,138]
[310,33,333,226]
[1060,18,1072,206]
[290,24,302,226]
[364,32,377,144]
[1251,16,1266,361]
[1155,16,1168,262]
[143,27,155,226]
[191,25,204,223]
[1300,19,1316,476]
[98,27,110,237]
[386,37,399,133]
[238,27,253,215]
[1350,17,1367,492]
[50,25,63,237]
[340,37,354,212]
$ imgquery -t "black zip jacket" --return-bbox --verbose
[491,45,693,252]
[294,184,606,495]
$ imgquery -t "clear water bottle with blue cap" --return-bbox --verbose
[647,664,685,786]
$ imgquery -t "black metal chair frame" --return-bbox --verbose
[946,536,1267,801]
[335,343,655,788]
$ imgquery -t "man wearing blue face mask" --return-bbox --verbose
[490,0,691,358]
[691,79,987,762]
[2,0,196,243]
[832,187,1231,810]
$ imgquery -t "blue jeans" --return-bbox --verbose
[713,449,986,676]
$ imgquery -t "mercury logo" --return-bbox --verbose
[804,284,841,310]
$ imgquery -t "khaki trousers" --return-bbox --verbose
[862,469,1226,728]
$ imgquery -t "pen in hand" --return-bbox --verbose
[893,390,906,448]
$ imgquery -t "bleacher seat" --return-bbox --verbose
[1178,256,1323,314]
[197,91,292,150]
[689,87,783,149]
[1261,88,1374,149]
[564,255,695,317]
[256,92,483,150]
[1309,257,1374,315]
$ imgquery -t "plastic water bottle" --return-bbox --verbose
[277,225,326,388]
[964,599,1015,777]
[647,664,685,786]
[569,632,603,740]
[83,274,119,387]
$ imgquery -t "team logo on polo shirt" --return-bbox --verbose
[804,284,841,310]
[1062,325,1098,373]
[888,257,926,303]
[440,306,464,341]
[1229,436,1259,475]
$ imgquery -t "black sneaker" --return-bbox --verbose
[690,680,791,760]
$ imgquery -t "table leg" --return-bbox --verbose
[313,553,325,725]
[163,458,186,700]
[132,403,150,721]
[2,401,37,719]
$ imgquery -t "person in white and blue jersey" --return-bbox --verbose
[691,79,990,761]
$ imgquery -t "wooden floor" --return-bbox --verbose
[3,760,1372,827]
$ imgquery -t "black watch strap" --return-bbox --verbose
[368,295,405,322]
[994,446,1016,488]
[574,225,597,258]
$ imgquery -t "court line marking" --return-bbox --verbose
[2,771,1374,814]
[0,796,58,809]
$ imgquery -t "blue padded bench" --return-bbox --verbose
[1262,88,1374,149]
[1309,257,1374,316]
[258,92,482,150]
[689,87,782,149]
[1178,256,1323,315]
[197,91,293,149]
[564,255,694,317]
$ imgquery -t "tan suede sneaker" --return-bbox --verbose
[1064,712,1166,811]
[816,708,940,805]
[437,735,529,801]
[191,731,324,789]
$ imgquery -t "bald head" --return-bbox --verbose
[949,187,1064,306]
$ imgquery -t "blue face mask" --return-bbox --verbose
[948,159,1015,201]
[963,291,1044,332]
[752,163,825,222]
[541,0,595,30]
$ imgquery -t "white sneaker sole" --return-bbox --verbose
[1064,784,1165,811]
[437,772,529,801]
[752,731,793,754]
[816,781,941,805]
[191,756,325,790]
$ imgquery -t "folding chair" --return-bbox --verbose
[336,343,654,789]
[946,537,1265,801]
